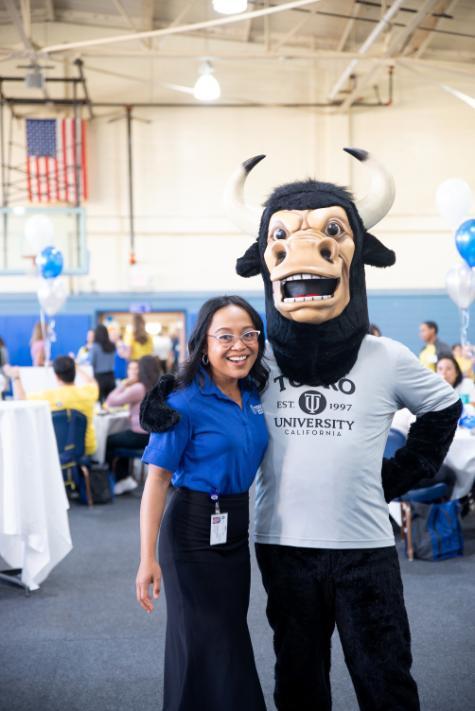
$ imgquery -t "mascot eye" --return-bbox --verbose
[273,227,288,240]
[325,221,344,238]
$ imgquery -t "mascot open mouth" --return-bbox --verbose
[281,274,340,303]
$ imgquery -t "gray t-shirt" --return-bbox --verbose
[255,336,459,549]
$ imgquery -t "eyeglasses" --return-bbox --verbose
[208,330,261,347]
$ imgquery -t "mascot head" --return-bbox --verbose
[225,148,396,385]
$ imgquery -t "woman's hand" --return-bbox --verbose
[136,558,162,613]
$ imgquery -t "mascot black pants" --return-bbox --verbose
[255,543,420,711]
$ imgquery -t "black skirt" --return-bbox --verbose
[159,487,266,711]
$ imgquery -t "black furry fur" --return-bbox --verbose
[381,399,462,502]
[256,543,420,711]
[139,374,180,433]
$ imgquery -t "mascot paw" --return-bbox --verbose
[139,374,180,433]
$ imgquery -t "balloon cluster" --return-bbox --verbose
[437,179,475,347]
[23,214,69,363]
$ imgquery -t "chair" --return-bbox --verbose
[399,483,449,561]
[51,409,93,507]
[111,447,146,483]
[384,428,407,459]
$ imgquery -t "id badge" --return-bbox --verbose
[210,512,228,546]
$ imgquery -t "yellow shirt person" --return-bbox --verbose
[6,356,99,456]
[28,382,99,455]
[123,331,154,360]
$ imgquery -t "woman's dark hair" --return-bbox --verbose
[138,355,162,392]
[132,313,149,345]
[178,295,268,392]
[94,324,116,353]
[437,355,463,389]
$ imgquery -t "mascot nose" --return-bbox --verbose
[317,236,339,263]
[269,234,339,268]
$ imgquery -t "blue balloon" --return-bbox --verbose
[36,245,64,279]
[455,219,475,268]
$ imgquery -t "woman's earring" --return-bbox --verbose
[201,353,209,366]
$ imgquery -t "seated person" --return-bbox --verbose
[105,355,161,495]
[391,355,469,500]
[5,356,99,456]
[437,354,475,403]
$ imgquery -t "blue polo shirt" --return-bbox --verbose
[142,371,269,495]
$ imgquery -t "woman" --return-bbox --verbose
[437,354,475,403]
[105,355,162,495]
[30,321,46,366]
[76,329,95,365]
[120,313,154,361]
[136,295,269,711]
[89,324,116,403]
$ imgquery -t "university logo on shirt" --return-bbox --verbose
[299,390,327,415]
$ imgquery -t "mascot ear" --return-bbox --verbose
[363,232,396,268]
[236,241,261,277]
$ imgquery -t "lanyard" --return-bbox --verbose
[210,488,221,515]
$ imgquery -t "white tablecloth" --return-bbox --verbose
[19,365,93,394]
[392,408,475,500]
[0,400,72,591]
[445,427,475,499]
[93,411,130,464]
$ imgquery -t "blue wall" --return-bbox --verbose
[0,289,464,366]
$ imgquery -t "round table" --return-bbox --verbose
[0,400,72,591]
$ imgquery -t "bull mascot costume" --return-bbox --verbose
[142,148,461,711]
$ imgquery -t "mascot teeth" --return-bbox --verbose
[281,276,339,301]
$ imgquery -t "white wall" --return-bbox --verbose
[0,68,473,294]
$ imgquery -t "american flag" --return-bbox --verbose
[26,118,88,203]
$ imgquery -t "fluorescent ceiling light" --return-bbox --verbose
[193,62,221,101]
[213,0,248,15]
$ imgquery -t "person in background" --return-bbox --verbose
[452,343,474,381]
[437,355,475,403]
[168,327,181,373]
[30,321,46,366]
[369,323,381,337]
[89,324,116,403]
[0,336,9,399]
[76,329,95,365]
[5,356,99,456]
[109,322,128,381]
[120,313,153,361]
[419,320,451,371]
[105,355,162,495]
[152,325,172,372]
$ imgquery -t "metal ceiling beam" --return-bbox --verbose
[336,1,361,52]
[328,0,405,102]
[337,0,440,110]
[414,0,459,57]
[39,0,323,54]
[142,0,154,31]
[44,0,55,22]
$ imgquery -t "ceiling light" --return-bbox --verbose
[25,66,44,90]
[212,0,248,16]
[193,62,221,102]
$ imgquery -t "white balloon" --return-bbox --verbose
[24,214,55,254]
[436,178,473,228]
[445,262,475,309]
[37,276,68,316]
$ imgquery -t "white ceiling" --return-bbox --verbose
[0,0,473,110]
